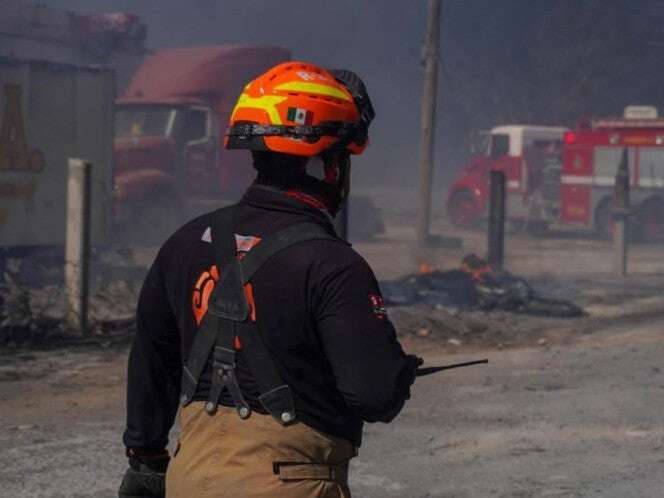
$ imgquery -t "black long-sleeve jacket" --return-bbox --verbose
[123,185,413,450]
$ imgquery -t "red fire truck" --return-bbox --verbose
[448,108,664,241]
[559,106,664,241]
[447,125,567,229]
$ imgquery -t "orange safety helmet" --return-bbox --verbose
[225,61,374,157]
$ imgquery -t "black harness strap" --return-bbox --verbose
[238,222,340,284]
[180,205,346,426]
[180,206,237,407]
[204,257,251,418]
[216,221,341,424]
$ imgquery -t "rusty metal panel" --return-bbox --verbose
[0,58,113,246]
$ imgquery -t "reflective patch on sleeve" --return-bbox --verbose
[368,293,387,320]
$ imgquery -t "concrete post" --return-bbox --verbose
[65,158,91,334]
[487,170,506,270]
[613,148,630,276]
[415,0,442,256]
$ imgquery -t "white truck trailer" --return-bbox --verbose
[0,0,148,93]
[0,57,114,248]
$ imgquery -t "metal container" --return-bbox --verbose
[0,58,114,246]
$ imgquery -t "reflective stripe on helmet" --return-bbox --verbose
[231,93,288,125]
[274,82,352,102]
[226,121,354,140]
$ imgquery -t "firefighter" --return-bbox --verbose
[119,61,420,498]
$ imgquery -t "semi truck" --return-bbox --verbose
[112,45,291,242]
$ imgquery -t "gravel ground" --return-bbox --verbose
[1,319,664,497]
[352,320,664,497]
[3,192,664,497]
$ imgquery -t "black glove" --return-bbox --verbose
[119,450,169,498]
[379,354,424,422]
[404,354,424,387]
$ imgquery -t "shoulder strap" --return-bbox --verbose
[211,205,238,263]
[179,205,237,406]
[181,215,345,424]
[239,222,345,284]
[207,221,344,321]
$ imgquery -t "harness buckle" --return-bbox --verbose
[205,346,252,419]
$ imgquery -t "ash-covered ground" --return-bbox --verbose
[4,187,664,350]
[2,187,664,497]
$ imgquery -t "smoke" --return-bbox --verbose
[39,0,664,190]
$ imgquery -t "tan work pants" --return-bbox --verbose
[166,402,356,498]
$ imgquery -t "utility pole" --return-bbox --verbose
[415,0,442,257]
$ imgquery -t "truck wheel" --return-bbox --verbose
[509,220,526,233]
[526,221,550,236]
[448,189,480,228]
[636,198,664,243]
[594,198,613,240]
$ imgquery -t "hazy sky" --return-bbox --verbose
[39,0,562,187]
[41,0,433,186]
[39,0,662,188]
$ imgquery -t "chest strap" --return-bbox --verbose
[180,205,346,425]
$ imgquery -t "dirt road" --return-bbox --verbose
[352,320,664,498]
[1,318,663,497]
[3,187,664,496]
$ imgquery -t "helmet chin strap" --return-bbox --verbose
[318,152,350,218]
[332,155,351,239]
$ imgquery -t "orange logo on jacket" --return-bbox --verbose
[192,265,219,325]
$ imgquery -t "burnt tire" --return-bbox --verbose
[521,297,585,318]
[448,189,481,228]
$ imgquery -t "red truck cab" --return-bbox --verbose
[113,45,290,241]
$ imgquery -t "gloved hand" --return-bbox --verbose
[377,354,424,422]
[118,449,169,498]
[404,354,424,387]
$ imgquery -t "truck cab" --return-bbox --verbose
[113,45,291,242]
[447,125,567,228]
[114,103,220,199]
